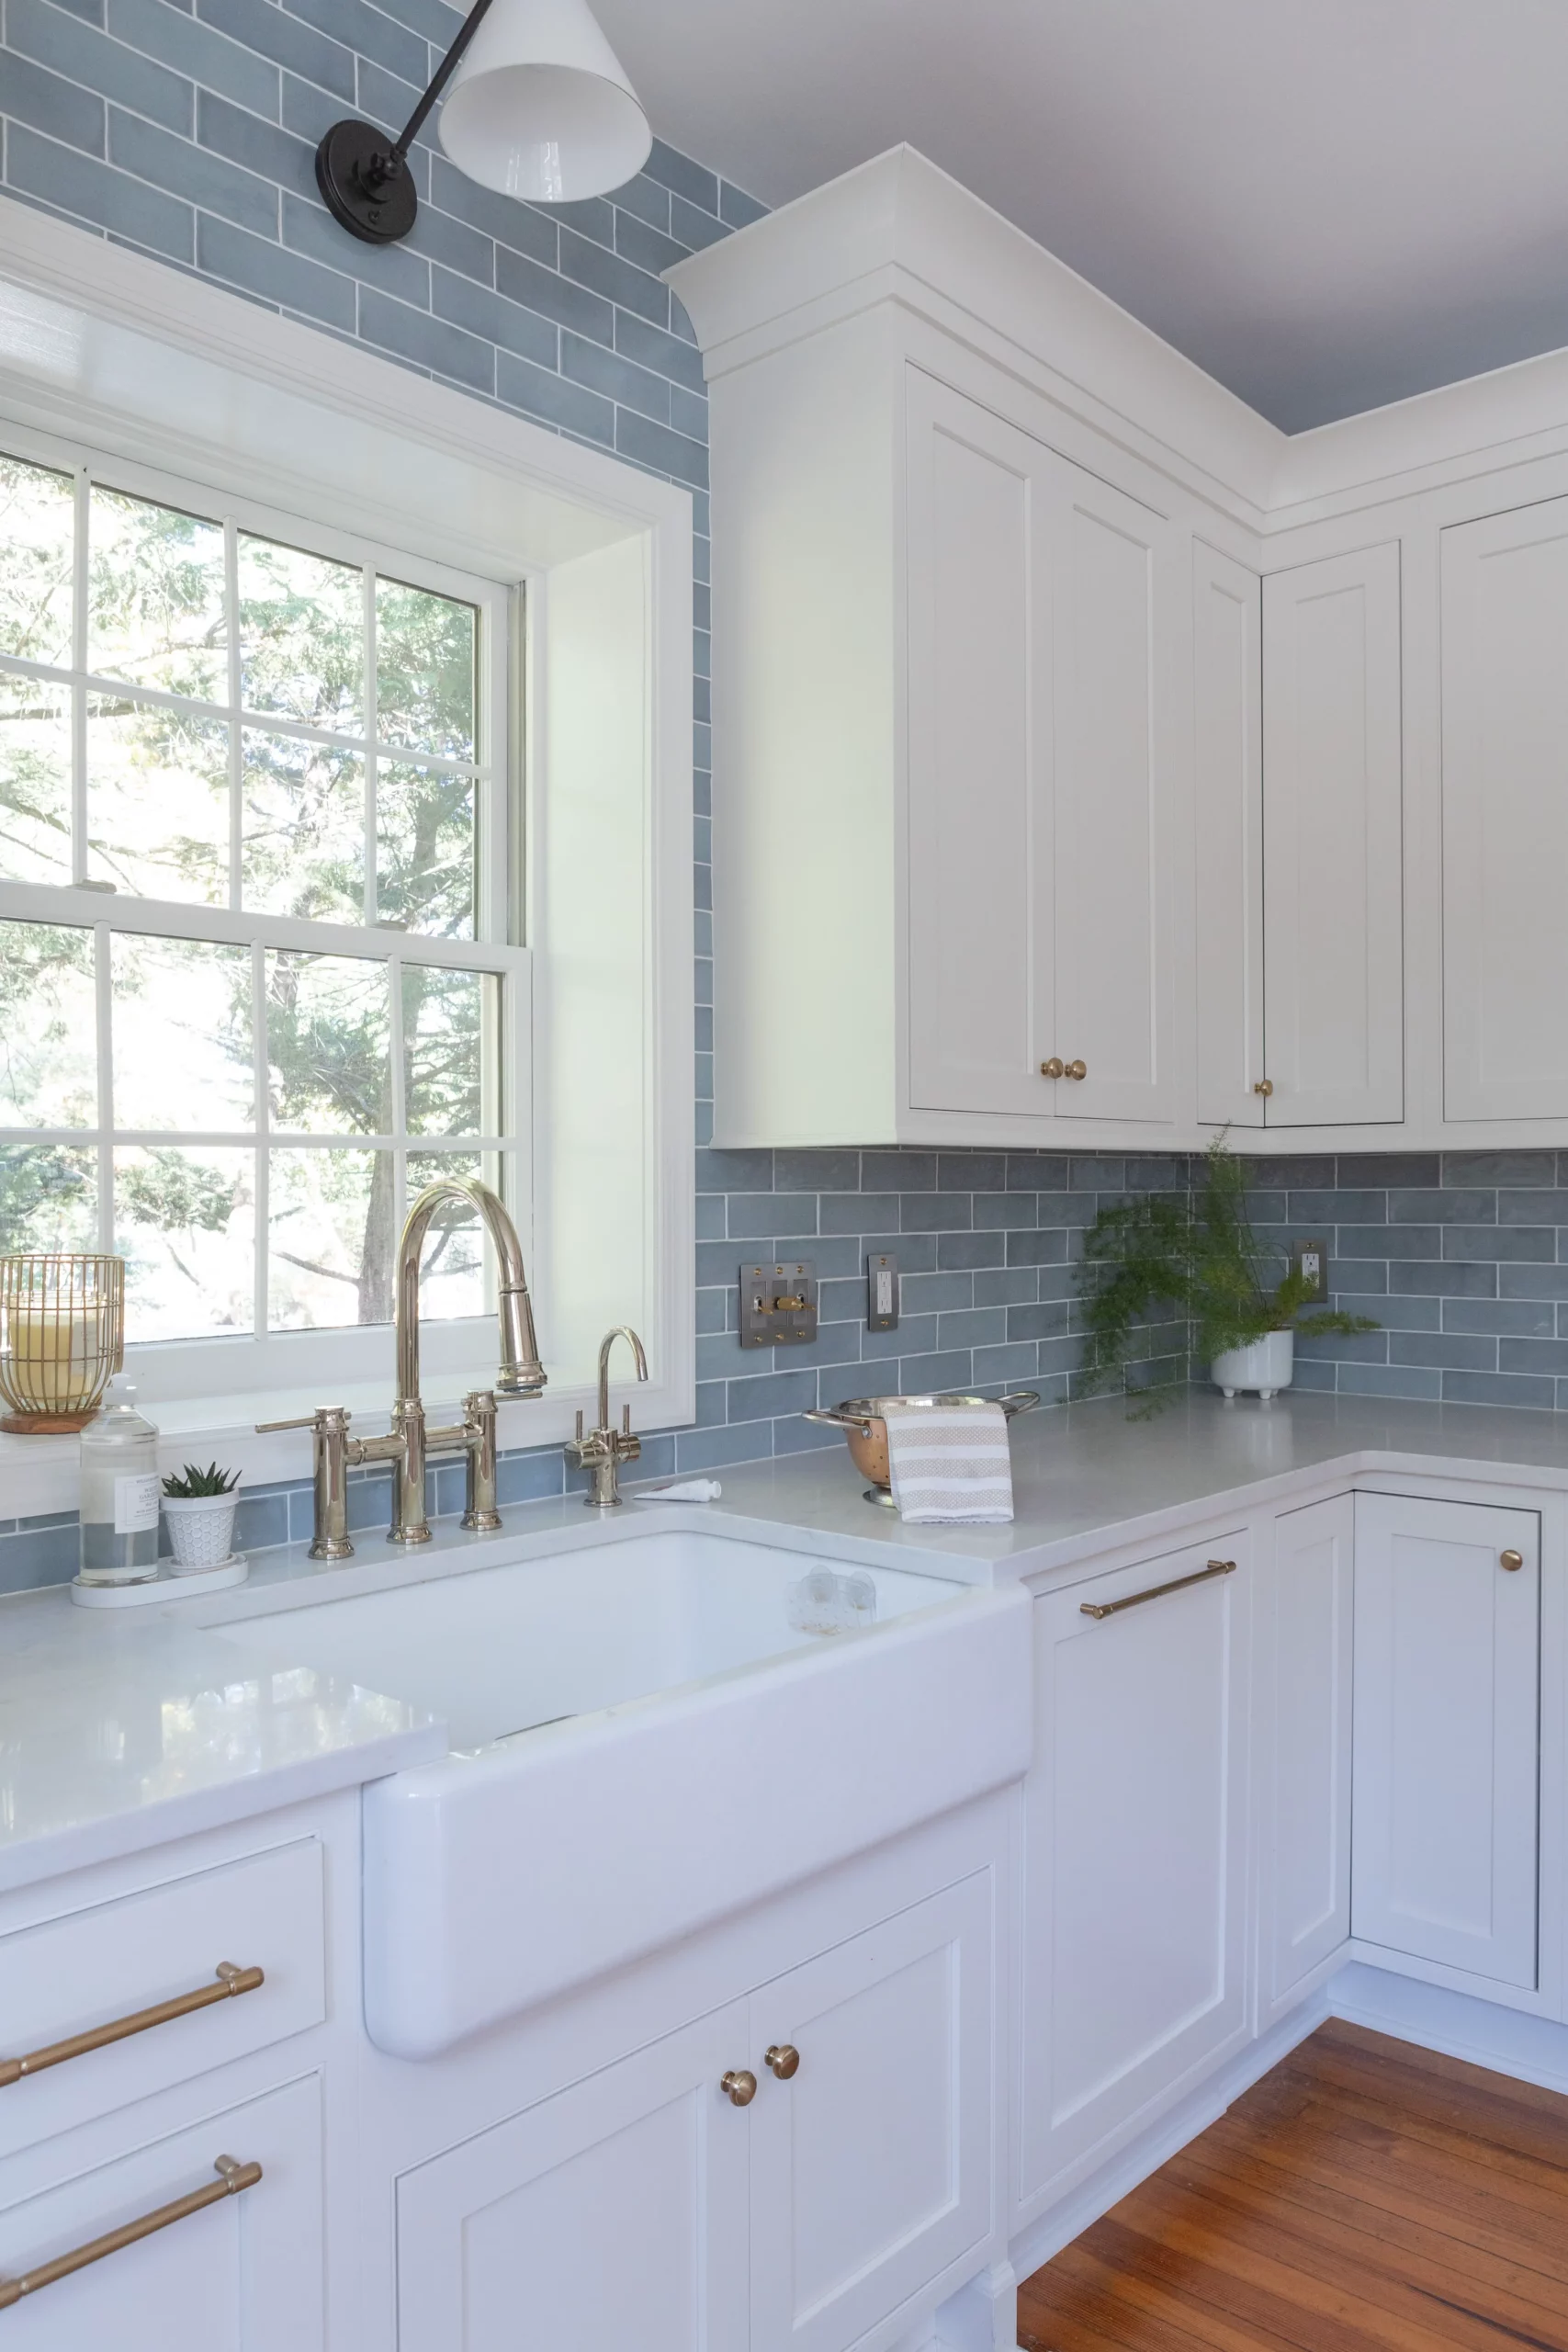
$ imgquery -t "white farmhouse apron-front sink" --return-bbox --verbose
[211,1527,1031,2056]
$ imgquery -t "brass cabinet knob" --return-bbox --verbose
[765,2043,800,2080]
[1040,1057,1065,1080]
[1254,1079,1274,1097]
[1066,1059,1087,1080]
[1501,1549,1525,1572]
[720,2069,757,2107]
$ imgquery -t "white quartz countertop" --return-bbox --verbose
[693,1387,1568,1577]
[8,1385,1568,1895]
[0,1579,446,1894]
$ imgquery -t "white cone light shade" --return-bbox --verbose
[439,0,651,203]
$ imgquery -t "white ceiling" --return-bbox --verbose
[597,0,1568,434]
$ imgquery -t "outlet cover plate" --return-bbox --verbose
[740,1261,818,1347]
[1292,1238,1328,1305]
[867,1252,899,1332]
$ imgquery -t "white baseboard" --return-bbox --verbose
[1329,1960,1568,2095]
[1007,1990,1331,2285]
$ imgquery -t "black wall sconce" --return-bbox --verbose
[314,0,652,245]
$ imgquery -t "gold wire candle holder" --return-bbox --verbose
[0,1256,126,1435]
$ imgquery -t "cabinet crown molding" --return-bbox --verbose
[671,144,1568,535]
[667,143,1284,526]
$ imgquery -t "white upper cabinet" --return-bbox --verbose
[906,372,1175,1130]
[671,152,1192,1150]
[671,141,1568,1151]
[1442,495,1568,1122]
[905,376,1053,1121]
[1260,545,1404,1126]
[1193,543,1265,1127]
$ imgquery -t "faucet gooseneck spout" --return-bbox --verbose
[395,1176,546,1409]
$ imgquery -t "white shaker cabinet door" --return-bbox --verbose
[1260,1496,1353,2025]
[1018,1536,1251,2213]
[1442,495,1568,1120]
[1193,543,1265,1129]
[1049,462,1178,1125]
[748,1874,994,2352]
[906,368,1055,1119]
[0,2075,321,2352]
[397,2004,750,2352]
[1351,1494,1540,1988]
[1261,544,1404,1125]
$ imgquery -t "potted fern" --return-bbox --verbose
[1077,1138,1377,1407]
[161,1461,243,1573]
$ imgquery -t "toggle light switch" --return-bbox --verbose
[739,1262,818,1347]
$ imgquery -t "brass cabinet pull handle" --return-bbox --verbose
[1040,1057,1065,1080]
[1501,1549,1525,1572]
[0,1963,265,2090]
[1080,1559,1236,1622]
[765,2044,800,2080]
[1066,1059,1087,1080]
[0,2154,261,2309]
[720,2069,757,2107]
[1254,1079,1274,1097]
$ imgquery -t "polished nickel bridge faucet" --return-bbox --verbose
[259,1176,547,1560]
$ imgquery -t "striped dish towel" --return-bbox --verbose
[882,1400,1014,1524]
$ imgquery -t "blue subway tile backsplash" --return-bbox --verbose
[7,0,1568,1596]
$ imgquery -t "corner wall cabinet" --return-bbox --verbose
[1441,495,1568,1122]
[671,144,1568,1152]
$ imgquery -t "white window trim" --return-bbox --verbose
[0,196,695,1518]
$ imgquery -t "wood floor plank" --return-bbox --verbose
[1192,2117,1568,2304]
[1021,2025,1568,2352]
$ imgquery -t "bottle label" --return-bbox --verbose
[113,1472,161,1534]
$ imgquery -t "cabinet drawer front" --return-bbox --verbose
[0,2073,321,2349]
[0,1841,324,2158]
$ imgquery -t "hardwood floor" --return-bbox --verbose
[1019,2019,1568,2352]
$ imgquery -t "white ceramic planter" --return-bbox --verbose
[1211,1329,1294,1401]
[163,1487,242,1572]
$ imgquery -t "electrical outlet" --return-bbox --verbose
[739,1262,818,1347]
[867,1252,899,1332]
[1292,1239,1328,1305]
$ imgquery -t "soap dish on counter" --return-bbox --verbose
[71,1554,249,1608]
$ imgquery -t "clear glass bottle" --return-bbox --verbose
[77,1375,162,1586]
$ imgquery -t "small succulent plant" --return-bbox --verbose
[162,1461,241,1498]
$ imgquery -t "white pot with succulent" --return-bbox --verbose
[161,1462,243,1572]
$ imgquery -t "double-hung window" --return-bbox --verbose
[0,433,523,1409]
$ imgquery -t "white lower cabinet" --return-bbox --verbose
[1018,1534,1252,2211]
[1351,1492,1541,1988]
[398,1875,994,2352]
[0,2073,321,2349]
[397,2003,751,2352]
[1259,1495,1354,2024]
[748,1873,993,2352]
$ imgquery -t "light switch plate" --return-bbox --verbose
[740,1261,818,1347]
[1292,1238,1328,1305]
[867,1252,899,1332]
